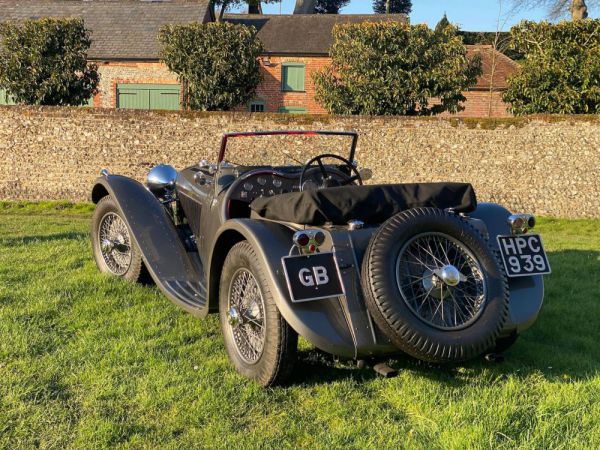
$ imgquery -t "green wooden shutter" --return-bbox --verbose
[279,106,307,114]
[282,63,305,92]
[117,84,181,110]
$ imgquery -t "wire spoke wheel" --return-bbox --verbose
[227,268,266,365]
[396,232,487,331]
[98,212,132,276]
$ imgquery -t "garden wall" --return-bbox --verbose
[0,106,599,218]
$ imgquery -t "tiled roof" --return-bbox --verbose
[225,14,408,55]
[0,0,211,60]
[467,45,520,90]
[224,16,518,89]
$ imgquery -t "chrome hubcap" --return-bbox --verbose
[227,306,242,328]
[98,212,132,276]
[227,268,266,364]
[437,265,462,287]
[396,232,487,331]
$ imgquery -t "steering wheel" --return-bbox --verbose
[299,154,363,192]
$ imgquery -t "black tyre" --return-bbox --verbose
[92,195,145,282]
[361,207,509,363]
[219,241,298,386]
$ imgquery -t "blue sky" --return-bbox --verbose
[231,1,598,31]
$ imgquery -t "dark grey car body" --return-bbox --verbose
[91,132,544,360]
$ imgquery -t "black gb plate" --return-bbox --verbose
[497,234,551,278]
[282,252,345,303]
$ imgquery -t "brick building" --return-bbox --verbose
[0,0,210,109]
[0,0,518,117]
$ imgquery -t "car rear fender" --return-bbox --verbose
[470,202,545,335]
[209,219,362,358]
[91,175,208,317]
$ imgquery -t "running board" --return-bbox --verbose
[162,279,208,315]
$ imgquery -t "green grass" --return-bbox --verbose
[0,205,598,449]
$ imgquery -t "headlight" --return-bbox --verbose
[508,214,536,235]
[147,164,177,195]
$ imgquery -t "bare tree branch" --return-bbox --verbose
[509,0,594,20]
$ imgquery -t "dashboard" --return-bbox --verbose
[227,170,300,203]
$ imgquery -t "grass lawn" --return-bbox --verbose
[0,202,598,449]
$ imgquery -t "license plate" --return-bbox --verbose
[282,252,345,303]
[497,234,551,278]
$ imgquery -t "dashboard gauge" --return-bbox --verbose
[272,178,283,188]
[302,180,319,191]
[243,182,254,191]
[257,177,267,186]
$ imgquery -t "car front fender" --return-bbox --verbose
[91,175,208,317]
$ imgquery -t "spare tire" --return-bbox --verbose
[361,207,509,363]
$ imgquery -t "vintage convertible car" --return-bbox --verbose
[91,131,550,386]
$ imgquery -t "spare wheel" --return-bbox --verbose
[361,207,509,363]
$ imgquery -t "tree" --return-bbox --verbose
[313,22,481,116]
[294,0,317,14]
[0,18,98,106]
[435,14,451,34]
[315,0,350,14]
[503,20,600,114]
[160,22,263,111]
[510,0,594,20]
[372,0,412,14]
[210,0,279,21]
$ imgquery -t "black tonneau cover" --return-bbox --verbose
[250,183,477,225]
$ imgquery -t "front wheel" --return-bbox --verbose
[92,195,145,282]
[219,241,297,386]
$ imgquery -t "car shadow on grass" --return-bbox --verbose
[292,249,600,387]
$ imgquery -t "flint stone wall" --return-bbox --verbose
[0,106,599,218]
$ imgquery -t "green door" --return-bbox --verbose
[0,89,16,105]
[117,85,150,110]
[117,84,181,110]
[150,88,180,111]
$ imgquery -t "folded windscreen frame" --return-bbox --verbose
[250,183,478,225]
[218,131,359,166]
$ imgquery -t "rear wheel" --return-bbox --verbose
[92,195,145,282]
[219,241,297,386]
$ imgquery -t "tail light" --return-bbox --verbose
[508,214,536,235]
[293,230,326,253]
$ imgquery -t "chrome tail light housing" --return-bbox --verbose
[508,214,536,235]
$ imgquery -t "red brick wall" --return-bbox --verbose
[238,55,330,114]
[447,90,512,118]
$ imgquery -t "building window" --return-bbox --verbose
[249,100,266,112]
[116,84,181,111]
[281,63,305,92]
[0,89,16,105]
[279,106,307,114]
